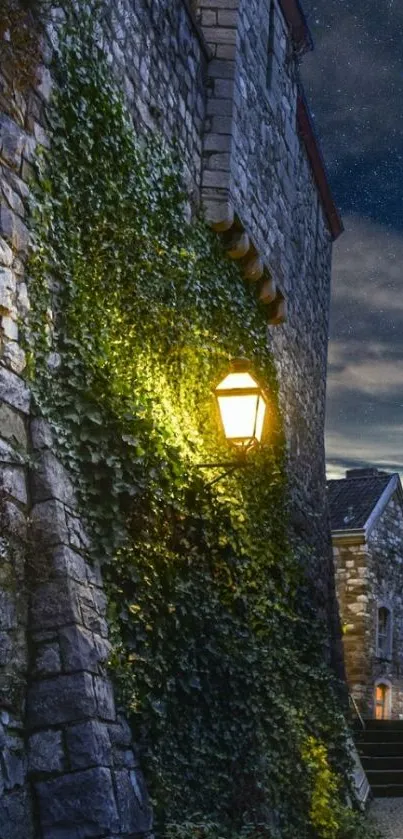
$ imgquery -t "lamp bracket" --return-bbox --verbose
[196,459,252,487]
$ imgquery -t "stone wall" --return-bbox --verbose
[197,0,339,649]
[0,0,341,834]
[334,540,373,712]
[334,492,403,719]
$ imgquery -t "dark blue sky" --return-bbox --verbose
[300,0,403,477]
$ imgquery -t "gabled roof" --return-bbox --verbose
[327,469,402,540]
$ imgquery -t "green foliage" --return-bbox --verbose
[25,9,378,839]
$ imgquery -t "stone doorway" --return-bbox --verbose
[375,682,392,720]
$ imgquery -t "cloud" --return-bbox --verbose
[325,215,403,476]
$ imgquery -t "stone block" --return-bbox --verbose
[30,417,54,451]
[86,560,103,588]
[0,591,17,631]
[0,267,15,312]
[0,115,27,169]
[0,632,12,665]
[2,749,26,790]
[17,281,30,317]
[206,26,236,45]
[209,58,236,79]
[210,114,233,134]
[66,720,111,770]
[1,180,25,217]
[0,237,13,268]
[200,0,239,7]
[59,624,100,674]
[31,450,76,506]
[53,545,88,584]
[94,634,111,664]
[203,169,231,189]
[216,43,236,59]
[2,465,27,505]
[30,578,82,630]
[94,677,116,721]
[114,769,152,834]
[203,132,232,152]
[66,513,91,552]
[3,343,26,375]
[0,208,29,255]
[81,604,108,636]
[34,642,61,676]
[36,767,119,838]
[108,715,132,748]
[0,787,35,839]
[28,730,64,773]
[0,365,30,414]
[27,672,97,727]
[1,315,18,341]
[30,499,68,547]
[207,97,232,116]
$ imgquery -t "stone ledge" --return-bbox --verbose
[204,198,287,325]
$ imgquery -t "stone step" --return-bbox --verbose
[358,742,403,757]
[370,784,403,798]
[362,756,403,771]
[366,770,403,787]
[364,720,403,731]
[357,729,403,743]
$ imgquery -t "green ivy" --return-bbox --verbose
[24,8,379,839]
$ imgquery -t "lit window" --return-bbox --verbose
[377,606,392,659]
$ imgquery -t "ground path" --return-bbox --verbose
[370,799,403,837]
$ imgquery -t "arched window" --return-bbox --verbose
[374,681,392,720]
[377,605,392,659]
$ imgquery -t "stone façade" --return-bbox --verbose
[0,0,342,835]
[329,469,403,720]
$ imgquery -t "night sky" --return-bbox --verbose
[300,1,403,478]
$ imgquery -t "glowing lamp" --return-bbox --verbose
[214,358,268,452]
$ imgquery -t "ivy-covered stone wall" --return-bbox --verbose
[0,2,360,839]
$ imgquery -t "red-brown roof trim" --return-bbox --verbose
[278,0,313,55]
[297,94,343,241]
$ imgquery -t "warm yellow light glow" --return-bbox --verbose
[214,361,268,450]
[216,394,259,444]
[216,372,259,392]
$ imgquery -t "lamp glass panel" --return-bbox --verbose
[255,394,266,442]
[217,394,258,443]
[216,371,259,392]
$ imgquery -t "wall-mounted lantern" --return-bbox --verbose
[214,358,268,453]
[198,358,268,485]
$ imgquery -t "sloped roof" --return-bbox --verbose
[327,470,398,532]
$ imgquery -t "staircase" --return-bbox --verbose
[357,720,403,797]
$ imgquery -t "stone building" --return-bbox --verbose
[328,468,403,720]
[0,0,342,836]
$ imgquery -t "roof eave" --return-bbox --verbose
[364,474,401,539]
[297,94,343,241]
[278,0,313,56]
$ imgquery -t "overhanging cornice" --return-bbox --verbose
[297,94,343,241]
[278,0,313,55]
[332,530,366,547]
